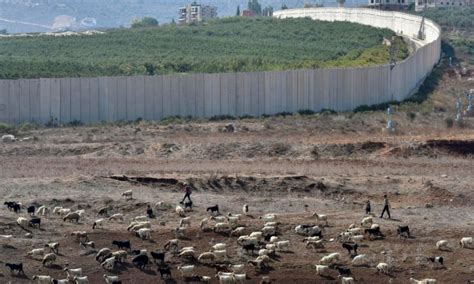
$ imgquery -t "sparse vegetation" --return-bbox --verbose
[0,17,405,79]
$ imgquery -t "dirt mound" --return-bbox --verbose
[312,141,386,158]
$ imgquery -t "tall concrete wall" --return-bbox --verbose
[0,8,441,125]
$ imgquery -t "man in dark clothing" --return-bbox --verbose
[380,194,391,219]
[365,200,371,215]
[180,183,192,204]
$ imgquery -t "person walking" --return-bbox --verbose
[146,205,154,218]
[365,200,371,215]
[180,183,192,204]
[380,194,391,219]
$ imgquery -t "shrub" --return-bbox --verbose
[0,123,16,135]
[297,109,315,116]
[68,119,83,127]
[209,115,236,121]
[407,112,416,121]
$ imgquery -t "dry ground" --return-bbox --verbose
[0,37,473,284]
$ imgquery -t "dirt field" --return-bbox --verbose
[0,40,473,284]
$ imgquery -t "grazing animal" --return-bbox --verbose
[315,264,330,277]
[306,240,325,250]
[207,205,220,215]
[80,241,96,250]
[360,216,373,228]
[339,276,355,284]
[29,217,41,229]
[92,218,105,229]
[96,248,112,262]
[158,266,172,280]
[63,212,80,223]
[336,266,352,276]
[428,256,444,268]
[295,225,322,238]
[179,217,191,227]
[64,266,83,280]
[108,213,124,222]
[52,278,70,284]
[365,227,384,239]
[72,276,89,284]
[5,201,21,213]
[460,237,473,249]
[42,253,57,266]
[376,262,389,275]
[136,228,151,240]
[111,250,128,263]
[243,204,249,215]
[36,205,49,216]
[320,253,341,266]
[32,275,52,284]
[16,217,29,228]
[342,242,358,255]
[150,251,165,263]
[176,205,186,217]
[132,254,149,269]
[121,190,133,200]
[71,231,89,242]
[45,242,60,254]
[397,225,410,238]
[312,213,329,226]
[112,240,131,250]
[409,278,437,284]
[436,240,449,251]
[27,205,36,216]
[101,256,118,270]
[97,207,108,216]
[103,274,121,284]
[164,239,179,253]
[27,248,45,258]
[352,254,370,267]
[5,263,24,274]
[178,265,195,277]
[184,201,193,211]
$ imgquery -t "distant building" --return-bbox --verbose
[178,2,217,25]
[415,0,472,11]
[240,9,255,17]
[367,0,414,10]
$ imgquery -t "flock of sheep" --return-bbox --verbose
[2,188,474,284]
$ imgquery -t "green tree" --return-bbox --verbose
[236,5,241,16]
[262,6,273,17]
[281,4,289,10]
[131,17,159,28]
[0,29,7,35]
[337,0,346,7]
[247,0,262,15]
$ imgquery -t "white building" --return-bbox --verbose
[415,0,472,11]
[367,0,414,9]
[178,2,217,25]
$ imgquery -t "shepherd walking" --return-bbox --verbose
[380,194,391,219]
[180,183,192,204]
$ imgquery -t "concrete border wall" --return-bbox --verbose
[0,8,441,125]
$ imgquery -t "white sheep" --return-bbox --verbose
[178,248,195,259]
[230,227,246,237]
[315,264,330,277]
[136,228,151,240]
[370,224,380,230]
[71,231,89,242]
[214,222,232,233]
[52,206,64,215]
[57,208,72,216]
[177,265,195,277]
[217,272,235,284]
[101,256,118,270]
[258,249,272,257]
[237,236,259,246]
[96,248,112,262]
[53,279,70,284]
[164,239,179,253]
[103,275,121,284]
[17,217,29,228]
[234,273,247,283]
[242,204,249,215]
[211,216,228,222]
[211,243,227,251]
[32,275,52,284]
[45,242,60,254]
[133,215,148,222]
[347,227,363,235]
[436,240,449,251]
[64,267,82,280]
[36,205,49,216]
[214,250,228,261]
[340,276,355,284]
[155,201,170,211]
[92,218,105,229]
[270,236,279,243]
[108,213,124,222]
[261,226,277,237]
[73,276,89,284]
[175,205,186,217]
[276,240,290,251]
[460,237,473,248]
[80,241,95,250]
[27,248,45,258]
[376,262,389,275]
[173,227,187,239]
[121,190,133,200]
[249,231,263,241]
[361,216,373,228]
[179,217,191,227]
[129,221,151,232]
[319,252,340,266]
[306,240,325,250]
[409,278,437,284]
[42,253,57,266]
[303,236,320,242]
[350,235,365,242]
[63,212,81,223]
[352,254,370,267]
[111,250,128,262]
[1,134,16,142]
[259,214,276,222]
[312,213,328,226]
[295,225,321,237]
[230,264,245,273]
[198,252,217,264]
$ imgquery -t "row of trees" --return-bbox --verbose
[236,0,274,17]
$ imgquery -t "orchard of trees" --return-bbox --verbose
[0,17,406,79]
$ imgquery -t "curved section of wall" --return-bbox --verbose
[0,8,441,125]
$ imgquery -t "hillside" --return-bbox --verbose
[0,17,407,79]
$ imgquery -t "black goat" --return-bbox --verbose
[5,263,24,274]
[365,227,384,239]
[207,205,219,214]
[132,254,149,270]
[97,207,108,216]
[184,201,193,211]
[342,242,358,255]
[29,217,41,229]
[4,202,21,213]
[112,240,131,251]
[397,225,410,238]
[335,265,352,276]
[158,266,172,280]
[242,244,256,254]
[27,205,35,216]
[151,251,165,264]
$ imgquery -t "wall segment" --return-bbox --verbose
[0,8,441,125]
